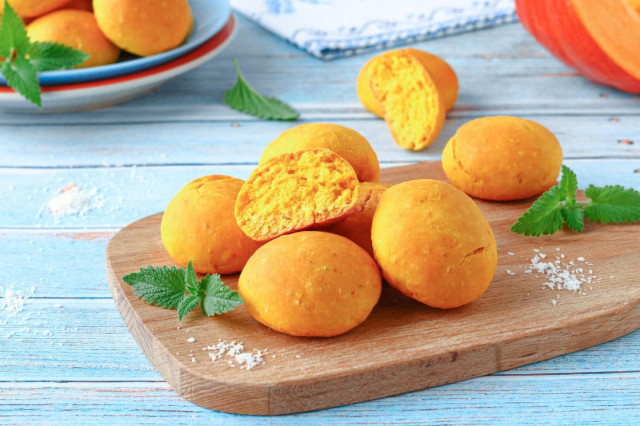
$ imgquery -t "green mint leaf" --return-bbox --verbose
[28,41,88,72]
[184,261,201,296]
[1,57,41,107]
[177,294,202,321]
[0,1,30,57]
[224,58,299,121]
[561,206,584,233]
[558,165,578,207]
[201,274,243,317]
[511,186,567,236]
[123,265,187,309]
[584,185,640,223]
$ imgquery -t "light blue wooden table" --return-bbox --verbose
[1,14,640,425]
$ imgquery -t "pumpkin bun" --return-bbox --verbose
[235,149,359,242]
[93,0,193,57]
[27,10,120,68]
[239,231,382,337]
[442,116,563,201]
[0,0,70,18]
[365,49,445,151]
[161,175,262,275]
[260,123,380,182]
[372,179,497,309]
[358,48,459,117]
[325,181,391,257]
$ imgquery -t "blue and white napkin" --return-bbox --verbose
[230,0,517,60]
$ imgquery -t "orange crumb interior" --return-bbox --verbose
[236,149,359,241]
[368,51,444,151]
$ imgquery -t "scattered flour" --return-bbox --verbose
[202,340,265,370]
[186,337,196,343]
[524,249,602,302]
[1,287,32,317]
[46,183,104,218]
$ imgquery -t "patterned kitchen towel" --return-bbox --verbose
[230,0,517,60]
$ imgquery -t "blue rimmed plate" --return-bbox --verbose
[0,15,236,113]
[0,0,230,86]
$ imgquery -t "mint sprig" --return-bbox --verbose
[0,0,88,107]
[224,58,299,121]
[122,261,243,321]
[511,165,640,236]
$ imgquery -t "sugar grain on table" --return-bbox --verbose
[47,183,104,217]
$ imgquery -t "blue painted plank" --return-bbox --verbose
[1,19,639,126]
[0,159,638,229]
[0,115,637,168]
[1,374,639,424]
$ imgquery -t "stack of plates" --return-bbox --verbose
[0,0,235,113]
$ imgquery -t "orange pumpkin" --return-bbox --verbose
[516,0,640,93]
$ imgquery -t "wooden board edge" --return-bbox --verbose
[105,233,272,415]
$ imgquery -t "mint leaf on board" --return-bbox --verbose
[177,294,203,321]
[224,58,299,121]
[122,262,243,321]
[122,265,187,309]
[558,164,578,207]
[560,205,584,233]
[511,185,566,236]
[512,165,640,236]
[584,185,640,223]
[0,0,88,107]
[28,41,88,72]
[201,274,243,317]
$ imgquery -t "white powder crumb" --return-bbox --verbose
[203,340,265,370]
[295,355,301,359]
[53,304,62,309]
[552,299,557,306]
[43,330,52,336]
[506,270,516,276]
[1,288,28,317]
[186,337,195,343]
[191,357,197,363]
[533,249,540,253]
[47,183,104,218]
[508,252,515,256]
[527,250,598,294]
[610,276,615,279]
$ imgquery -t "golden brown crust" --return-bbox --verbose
[260,123,380,182]
[325,182,391,257]
[235,149,360,242]
[372,179,497,309]
[93,0,192,56]
[239,231,382,337]
[442,116,563,201]
[160,175,262,275]
[27,10,119,68]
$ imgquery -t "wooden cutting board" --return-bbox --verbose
[106,161,640,416]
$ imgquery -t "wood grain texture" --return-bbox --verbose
[106,162,640,415]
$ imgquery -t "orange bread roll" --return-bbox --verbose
[239,231,382,337]
[93,0,192,57]
[442,116,563,201]
[27,10,119,68]
[366,50,446,151]
[235,149,359,242]
[325,181,390,257]
[161,175,262,275]
[260,123,380,182]
[0,0,69,18]
[358,48,459,116]
[372,179,497,309]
